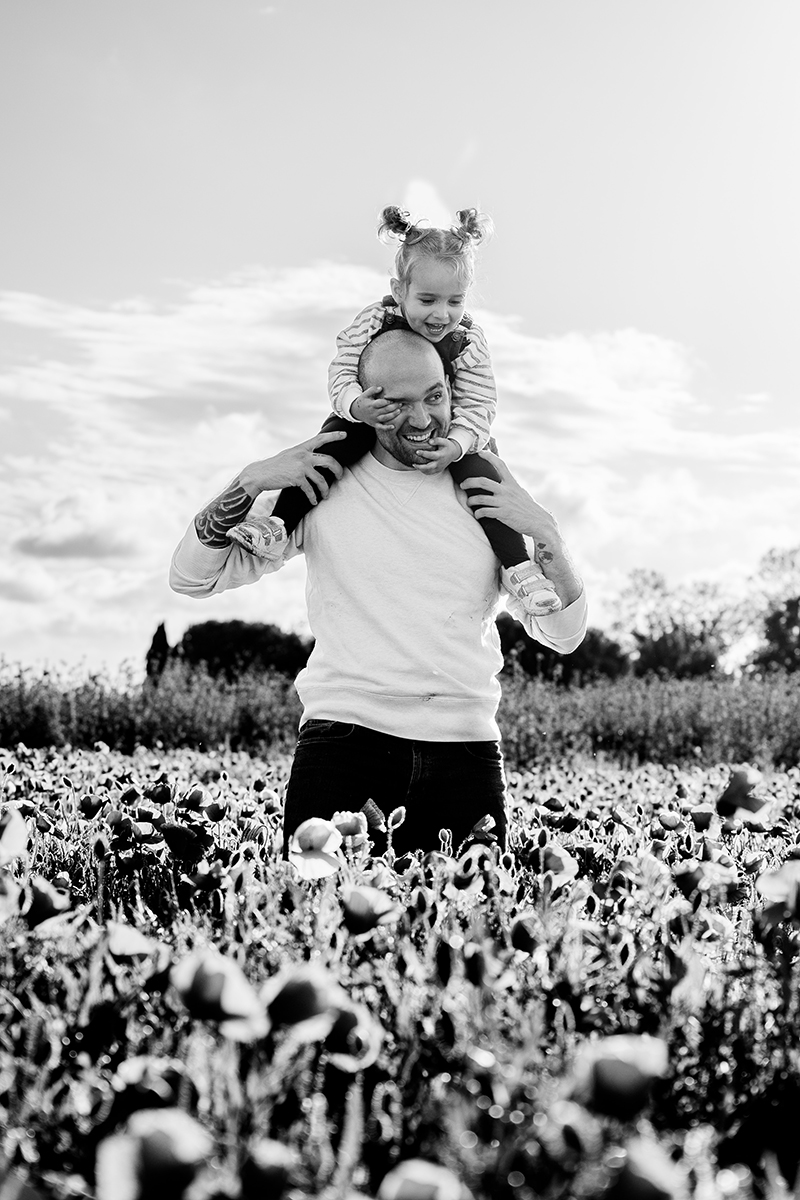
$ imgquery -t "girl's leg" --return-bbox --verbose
[449,453,527,569]
[449,452,562,616]
[228,416,375,558]
[272,415,376,533]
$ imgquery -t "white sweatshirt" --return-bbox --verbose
[170,453,588,742]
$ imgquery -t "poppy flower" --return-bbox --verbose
[333,810,369,847]
[170,948,268,1041]
[325,999,383,1072]
[673,856,739,901]
[22,875,72,929]
[260,964,343,1042]
[533,840,579,891]
[716,765,765,816]
[378,1159,466,1200]
[755,860,800,930]
[288,818,343,879]
[95,1107,213,1200]
[108,922,163,959]
[570,1034,668,1120]
[510,910,540,954]
[341,885,401,935]
[0,806,27,865]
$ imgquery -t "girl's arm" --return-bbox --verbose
[328,302,387,421]
[448,323,498,457]
[414,323,498,476]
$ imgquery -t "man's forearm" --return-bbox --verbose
[532,533,583,608]
[194,476,256,548]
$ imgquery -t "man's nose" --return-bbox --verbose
[407,402,431,427]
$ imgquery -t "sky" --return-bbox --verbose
[1,0,798,673]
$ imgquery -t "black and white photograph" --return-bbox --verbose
[1,3,799,1197]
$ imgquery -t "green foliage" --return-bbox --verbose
[751,596,800,675]
[175,619,312,680]
[633,626,720,679]
[496,615,630,684]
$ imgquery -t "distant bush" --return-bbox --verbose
[167,619,313,680]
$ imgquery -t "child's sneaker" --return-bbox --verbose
[502,561,562,616]
[227,515,287,560]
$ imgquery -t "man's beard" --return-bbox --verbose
[375,421,446,469]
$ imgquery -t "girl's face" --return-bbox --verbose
[391,259,468,343]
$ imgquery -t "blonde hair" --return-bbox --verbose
[377,205,493,291]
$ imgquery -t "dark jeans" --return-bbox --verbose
[283,720,507,857]
[271,414,527,569]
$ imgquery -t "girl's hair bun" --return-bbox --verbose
[378,205,416,243]
[454,208,494,244]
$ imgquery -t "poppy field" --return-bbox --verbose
[2,743,800,1200]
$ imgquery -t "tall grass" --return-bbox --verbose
[1,658,798,768]
[498,668,800,768]
[0,660,302,755]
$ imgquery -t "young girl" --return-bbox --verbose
[228,206,561,616]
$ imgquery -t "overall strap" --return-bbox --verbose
[374,303,472,386]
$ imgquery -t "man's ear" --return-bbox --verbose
[389,277,404,306]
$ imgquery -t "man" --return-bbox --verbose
[170,330,587,856]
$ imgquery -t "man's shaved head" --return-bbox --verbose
[357,328,445,391]
[355,328,452,470]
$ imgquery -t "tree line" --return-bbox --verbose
[149,545,800,685]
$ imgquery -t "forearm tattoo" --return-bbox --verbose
[194,478,255,547]
[535,540,555,565]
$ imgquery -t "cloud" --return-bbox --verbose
[14,530,135,559]
[0,262,796,670]
[0,563,55,605]
[400,180,455,229]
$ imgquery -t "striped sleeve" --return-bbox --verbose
[329,301,387,421]
[448,321,497,456]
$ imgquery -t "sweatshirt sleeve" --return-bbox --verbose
[448,322,498,457]
[169,520,304,599]
[328,302,386,422]
[502,535,588,653]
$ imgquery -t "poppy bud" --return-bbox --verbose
[333,810,369,840]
